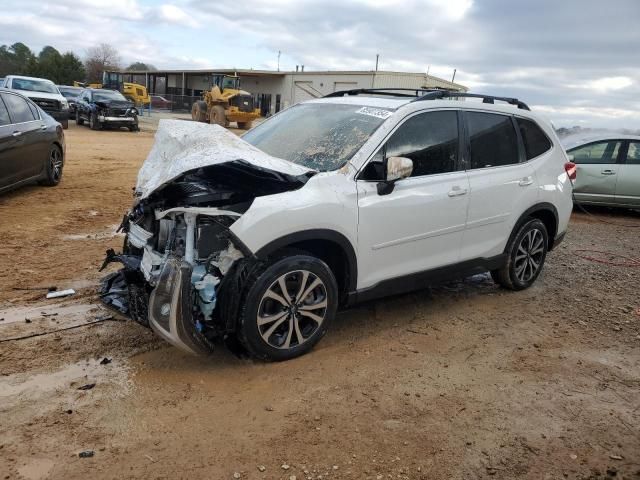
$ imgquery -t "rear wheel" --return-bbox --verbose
[491,218,548,290]
[237,253,338,361]
[237,121,252,130]
[41,144,63,186]
[76,110,84,126]
[191,101,207,122]
[209,105,226,127]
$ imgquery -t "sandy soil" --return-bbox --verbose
[1,123,639,480]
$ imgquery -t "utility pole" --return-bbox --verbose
[451,68,457,83]
[277,50,281,71]
[375,53,379,72]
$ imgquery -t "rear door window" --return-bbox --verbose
[2,93,37,123]
[0,95,11,126]
[466,112,519,169]
[516,117,552,159]
[568,141,622,164]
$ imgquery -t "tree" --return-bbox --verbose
[0,42,37,76]
[85,43,121,83]
[58,52,86,85]
[126,62,156,71]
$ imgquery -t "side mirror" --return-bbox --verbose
[377,156,413,195]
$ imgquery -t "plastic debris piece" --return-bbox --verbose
[77,383,96,391]
[99,358,112,365]
[79,450,94,458]
[46,289,75,299]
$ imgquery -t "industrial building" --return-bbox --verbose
[112,68,467,115]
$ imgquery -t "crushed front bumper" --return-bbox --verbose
[99,210,246,355]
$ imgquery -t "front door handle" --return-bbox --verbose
[601,169,616,175]
[12,131,21,137]
[448,186,468,197]
[40,124,47,130]
[518,176,534,186]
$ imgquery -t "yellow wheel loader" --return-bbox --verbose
[101,72,151,107]
[191,75,260,130]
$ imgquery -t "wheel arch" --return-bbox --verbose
[510,203,559,251]
[254,229,358,303]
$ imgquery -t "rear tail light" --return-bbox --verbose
[564,162,577,181]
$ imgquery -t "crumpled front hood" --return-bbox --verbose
[136,119,313,199]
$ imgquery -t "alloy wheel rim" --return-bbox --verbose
[257,270,328,350]
[50,148,62,181]
[514,228,544,283]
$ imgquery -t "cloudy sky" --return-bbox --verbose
[2,0,639,128]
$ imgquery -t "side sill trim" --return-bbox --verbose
[346,254,507,306]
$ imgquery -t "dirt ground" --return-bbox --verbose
[1,122,639,480]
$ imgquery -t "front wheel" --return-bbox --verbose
[76,110,84,126]
[89,111,101,130]
[491,218,548,290]
[237,121,252,130]
[237,253,338,361]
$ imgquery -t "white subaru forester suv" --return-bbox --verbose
[101,89,575,361]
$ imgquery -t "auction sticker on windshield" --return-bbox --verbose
[356,107,393,119]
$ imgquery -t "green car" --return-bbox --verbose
[562,134,640,208]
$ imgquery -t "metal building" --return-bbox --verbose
[115,68,467,115]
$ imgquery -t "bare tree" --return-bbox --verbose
[85,43,121,82]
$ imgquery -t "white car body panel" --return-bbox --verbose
[229,171,359,259]
[356,171,469,289]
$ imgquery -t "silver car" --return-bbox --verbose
[562,133,640,208]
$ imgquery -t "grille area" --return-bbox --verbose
[32,97,61,112]
[109,108,129,116]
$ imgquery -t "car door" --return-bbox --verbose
[614,140,640,206]
[0,93,21,188]
[356,109,469,289]
[567,140,623,205]
[460,111,539,261]
[2,92,45,179]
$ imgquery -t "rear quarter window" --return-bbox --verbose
[516,117,552,159]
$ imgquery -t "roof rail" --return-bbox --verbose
[412,90,530,110]
[324,87,456,99]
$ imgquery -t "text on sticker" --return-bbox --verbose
[356,107,393,119]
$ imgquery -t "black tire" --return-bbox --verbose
[491,218,548,291]
[237,121,252,130]
[128,123,139,132]
[41,144,64,186]
[89,111,101,130]
[237,252,338,361]
[191,101,208,122]
[61,119,69,129]
[76,110,84,126]
[209,105,226,126]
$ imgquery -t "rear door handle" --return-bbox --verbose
[448,186,468,197]
[601,169,616,175]
[40,124,47,130]
[518,176,533,186]
[12,131,21,137]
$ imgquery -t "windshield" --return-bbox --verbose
[11,78,58,94]
[58,87,81,99]
[243,103,391,171]
[92,90,127,102]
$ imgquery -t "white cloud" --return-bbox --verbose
[157,4,201,28]
[584,76,633,91]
